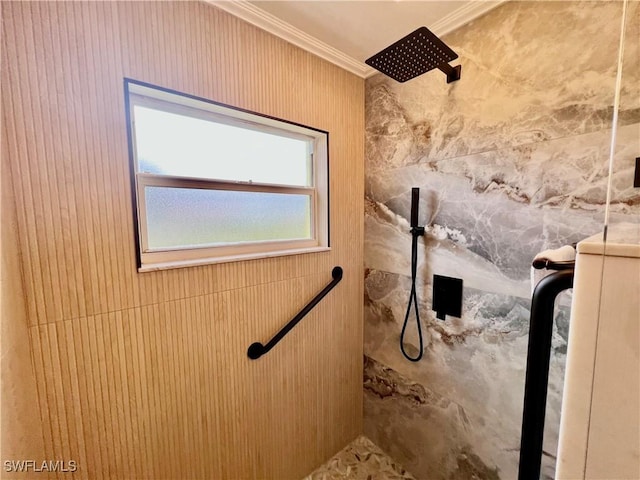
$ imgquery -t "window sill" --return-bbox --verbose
[137,246,331,272]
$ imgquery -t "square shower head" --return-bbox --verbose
[365,26,460,83]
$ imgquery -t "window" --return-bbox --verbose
[124,79,329,271]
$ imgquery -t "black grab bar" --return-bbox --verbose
[518,268,574,480]
[247,266,343,360]
[531,259,575,271]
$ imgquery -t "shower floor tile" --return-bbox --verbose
[303,435,416,480]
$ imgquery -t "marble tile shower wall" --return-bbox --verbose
[363,2,640,480]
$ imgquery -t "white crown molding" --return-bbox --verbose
[430,0,508,38]
[206,0,507,80]
[206,0,375,78]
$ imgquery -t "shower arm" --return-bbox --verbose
[436,63,462,84]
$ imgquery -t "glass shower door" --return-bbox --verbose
[556,2,639,478]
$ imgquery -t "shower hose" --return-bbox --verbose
[400,227,424,362]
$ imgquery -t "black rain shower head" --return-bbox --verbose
[365,26,461,84]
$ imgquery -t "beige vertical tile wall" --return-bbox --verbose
[1,104,50,479]
[1,1,364,478]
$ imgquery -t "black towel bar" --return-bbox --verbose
[531,259,575,270]
[247,266,343,360]
[518,269,574,480]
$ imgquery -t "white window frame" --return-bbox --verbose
[125,79,330,272]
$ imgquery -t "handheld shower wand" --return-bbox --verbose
[400,188,425,362]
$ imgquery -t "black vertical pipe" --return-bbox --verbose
[411,187,419,228]
[518,269,574,480]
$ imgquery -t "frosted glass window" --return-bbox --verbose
[134,106,311,187]
[125,79,329,270]
[145,187,311,249]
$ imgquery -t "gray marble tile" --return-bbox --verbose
[366,116,639,277]
[364,266,571,475]
[366,2,640,165]
[364,352,564,480]
[364,356,502,480]
[363,1,639,478]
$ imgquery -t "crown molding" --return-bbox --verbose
[206,0,507,80]
[206,0,375,78]
[430,0,508,38]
